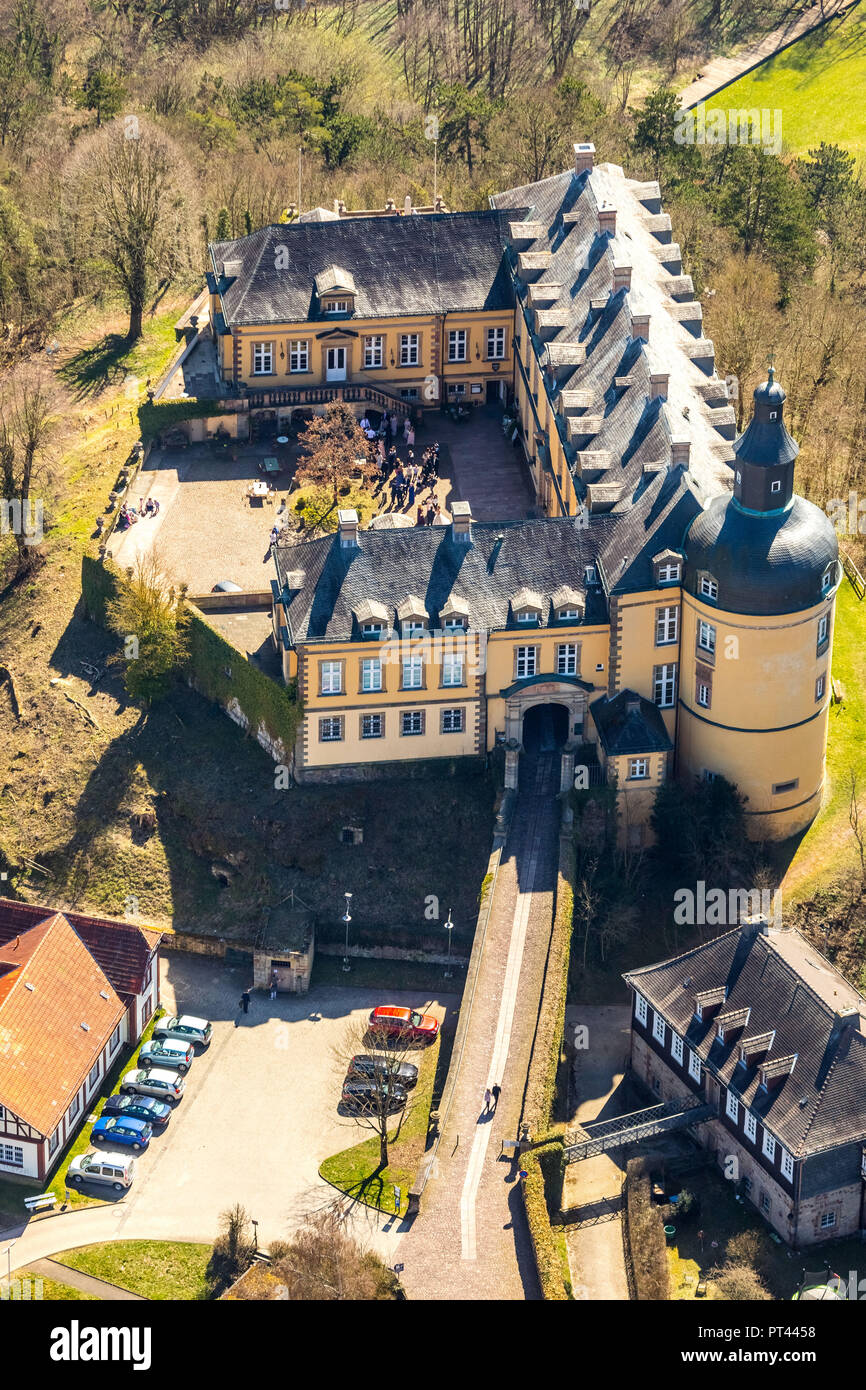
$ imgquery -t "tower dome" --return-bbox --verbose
[732,367,799,512]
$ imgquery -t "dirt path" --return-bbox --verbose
[678,0,857,108]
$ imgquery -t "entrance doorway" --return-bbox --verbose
[326,346,347,381]
[522,702,568,753]
[486,379,503,404]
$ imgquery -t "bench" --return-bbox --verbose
[23,1193,57,1213]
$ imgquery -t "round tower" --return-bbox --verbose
[678,370,840,840]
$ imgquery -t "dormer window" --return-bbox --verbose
[510,587,543,626]
[559,607,580,620]
[700,574,719,602]
[771,479,781,494]
[403,619,426,636]
[362,622,383,638]
[822,563,835,594]
[353,597,389,635]
[325,299,350,315]
[444,616,466,630]
[551,584,584,623]
[516,609,537,624]
[658,563,680,583]
[397,594,429,636]
[315,265,356,316]
[584,565,597,585]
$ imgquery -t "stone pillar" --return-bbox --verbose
[560,749,575,796]
[505,742,521,790]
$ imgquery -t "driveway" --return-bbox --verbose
[1,954,454,1272]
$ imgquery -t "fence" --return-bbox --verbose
[842,549,866,599]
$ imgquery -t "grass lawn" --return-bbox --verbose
[778,577,866,900]
[319,1032,442,1219]
[16,1270,99,1301]
[55,1240,211,1300]
[704,6,866,161]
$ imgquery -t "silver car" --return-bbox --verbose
[153,1014,213,1048]
[120,1067,185,1102]
[68,1151,136,1191]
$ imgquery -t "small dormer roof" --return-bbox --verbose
[511,586,544,612]
[551,584,583,611]
[397,594,428,622]
[440,595,470,620]
[315,265,356,297]
[353,598,389,625]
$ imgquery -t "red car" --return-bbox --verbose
[368,1005,440,1042]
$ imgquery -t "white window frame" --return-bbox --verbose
[652,1011,665,1044]
[725,1090,739,1123]
[320,660,343,695]
[442,655,464,688]
[697,620,716,654]
[448,329,467,363]
[361,658,382,693]
[401,710,424,736]
[89,1060,100,1087]
[361,713,384,739]
[289,340,309,373]
[762,1130,777,1163]
[252,342,274,375]
[781,1148,794,1182]
[656,606,678,645]
[820,1211,836,1230]
[635,993,648,1026]
[556,643,578,676]
[744,1110,757,1143]
[653,663,677,708]
[442,707,464,734]
[363,335,383,368]
[558,607,580,621]
[671,1032,684,1065]
[325,299,350,314]
[817,615,828,648]
[628,758,649,780]
[516,608,538,624]
[688,1050,702,1083]
[109,1023,122,1053]
[0,1144,23,1168]
[402,655,424,690]
[400,333,420,367]
[319,716,343,742]
[700,575,718,601]
[486,326,505,360]
[515,646,538,679]
[68,1092,81,1123]
[658,562,680,583]
[696,681,711,709]
[362,622,383,638]
[815,673,826,702]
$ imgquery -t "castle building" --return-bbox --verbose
[208,144,840,840]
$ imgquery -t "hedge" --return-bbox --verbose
[81,555,303,761]
[625,1160,671,1300]
[137,398,229,440]
[522,831,576,1135]
[522,1141,570,1301]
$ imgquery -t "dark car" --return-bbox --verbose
[101,1094,171,1129]
[341,1081,408,1115]
[348,1054,419,1089]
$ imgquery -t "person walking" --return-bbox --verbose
[269,970,278,1001]
[390,411,398,438]
[416,504,424,526]
[238,989,251,1023]
[407,422,415,447]
[483,1087,492,1115]
[492,1082,501,1111]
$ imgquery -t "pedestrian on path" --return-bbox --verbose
[239,989,251,1015]
[269,970,278,1001]
[483,1087,492,1114]
[492,1082,501,1111]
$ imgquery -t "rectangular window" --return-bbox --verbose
[252,342,274,375]
[361,713,384,739]
[68,1092,81,1122]
[781,1148,794,1182]
[762,1130,777,1162]
[362,622,382,638]
[773,779,799,795]
[815,674,826,702]
[820,1211,836,1230]
[48,1129,60,1156]
[744,1110,757,1143]
[671,1032,684,1065]
[655,606,678,645]
[635,993,648,1026]
[320,660,342,695]
[319,716,343,742]
[688,1050,702,1083]
[89,1060,100,1087]
[402,655,424,689]
[515,646,538,679]
[697,620,716,654]
[0,1144,23,1167]
[400,334,420,367]
[361,658,382,693]
[363,335,383,368]
[442,655,464,687]
[653,663,677,708]
[696,681,712,709]
[289,340,309,373]
[743,1176,752,1196]
[760,1192,771,1215]
[700,576,718,601]
[652,1011,665,1044]
[325,299,350,314]
[401,710,424,736]
[486,326,505,359]
[658,562,680,583]
[109,1024,122,1053]
[448,329,467,362]
[725,1090,739,1123]
[442,707,464,734]
[817,615,829,651]
[556,643,578,676]
[628,758,649,780]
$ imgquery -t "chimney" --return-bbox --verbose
[574,142,595,175]
[832,1005,860,1035]
[612,264,632,294]
[740,910,771,939]
[598,203,617,235]
[404,194,412,215]
[670,437,691,469]
[385,197,396,213]
[631,312,650,341]
[650,372,669,401]
[451,500,473,545]
[338,508,359,548]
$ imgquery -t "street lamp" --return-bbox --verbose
[342,892,353,973]
[444,909,454,978]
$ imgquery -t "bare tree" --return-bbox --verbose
[0,366,57,578]
[264,1210,400,1300]
[333,1012,432,1172]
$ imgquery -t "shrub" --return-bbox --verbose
[522,1143,569,1301]
[716,1262,772,1301]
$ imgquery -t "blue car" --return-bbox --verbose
[91,1116,152,1151]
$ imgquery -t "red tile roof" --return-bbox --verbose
[0,899,161,1001]
[0,915,127,1136]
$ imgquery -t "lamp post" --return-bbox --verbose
[444,908,454,978]
[342,892,353,973]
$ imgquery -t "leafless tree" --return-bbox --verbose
[333,1012,431,1171]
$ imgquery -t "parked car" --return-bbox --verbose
[67,1152,136,1191]
[211,580,242,593]
[120,1068,185,1103]
[91,1116,152,1151]
[138,1038,194,1074]
[102,1094,171,1129]
[348,1054,419,1088]
[341,1080,408,1115]
[153,1014,213,1048]
[368,1006,440,1042]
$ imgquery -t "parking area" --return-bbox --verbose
[78,953,455,1249]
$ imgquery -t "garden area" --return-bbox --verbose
[51,1240,211,1301]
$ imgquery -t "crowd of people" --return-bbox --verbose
[116,496,161,530]
[367,418,444,525]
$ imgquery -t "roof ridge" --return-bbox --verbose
[623,926,741,981]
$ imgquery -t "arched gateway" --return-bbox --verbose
[501,675,593,791]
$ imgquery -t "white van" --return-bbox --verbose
[68,1150,136,1191]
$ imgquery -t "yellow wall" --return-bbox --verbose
[612,588,681,743]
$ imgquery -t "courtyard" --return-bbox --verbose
[107,404,535,596]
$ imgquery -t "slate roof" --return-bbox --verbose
[590,689,673,756]
[624,927,866,1157]
[0,899,161,1002]
[272,516,615,642]
[0,915,126,1135]
[490,163,736,508]
[209,212,516,326]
